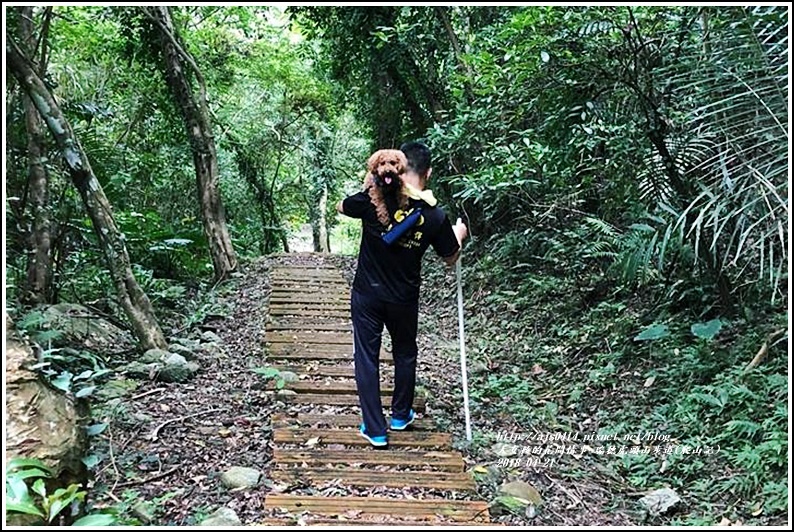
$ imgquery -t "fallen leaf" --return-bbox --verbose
[718,517,732,526]
[472,465,489,474]
[305,436,321,447]
[525,503,537,519]
[644,376,656,387]
[531,364,545,375]
[270,482,290,493]
[751,506,763,517]
[218,428,232,437]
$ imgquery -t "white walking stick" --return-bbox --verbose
[456,252,473,442]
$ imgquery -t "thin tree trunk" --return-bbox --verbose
[435,7,473,80]
[7,35,168,351]
[145,6,237,282]
[268,157,290,253]
[313,183,329,253]
[18,6,52,305]
[434,6,475,104]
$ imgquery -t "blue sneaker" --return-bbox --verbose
[359,424,388,448]
[390,409,416,431]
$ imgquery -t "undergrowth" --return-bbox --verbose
[421,228,788,525]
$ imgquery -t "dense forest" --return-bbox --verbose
[4,5,789,527]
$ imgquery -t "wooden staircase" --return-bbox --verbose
[260,254,490,526]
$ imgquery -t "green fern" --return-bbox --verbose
[723,419,762,439]
[660,6,788,300]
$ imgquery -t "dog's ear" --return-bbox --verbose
[367,150,384,173]
[396,151,407,173]
[362,172,375,190]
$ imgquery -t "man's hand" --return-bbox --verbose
[336,200,344,214]
[452,218,468,246]
[443,218,468,267]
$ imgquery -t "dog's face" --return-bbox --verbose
[367,149,407,192]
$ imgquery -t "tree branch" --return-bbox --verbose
[142,6,210,119]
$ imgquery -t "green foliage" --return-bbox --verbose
[690,318,722,340]
[5,457,116,525]
[330,214,363,256]
[251,366,285,389]
[634,323,670,342]
[425,6,787,305]
[16,313,112,398]
[116,210,209,280]
[662,364,788,513]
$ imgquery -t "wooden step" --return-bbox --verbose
[277,393,425,412]
[268,301,349,308]
[271,275,347,283]
[269,309,350,318]
[269,296,349,305]
[269,304,349,312]
[270,281,349,289]
[273,449,465,471]
[265,345,356,356]
[270,270,343,276]
[266,332,352,345]
[268,316,350,324]
[265,351,364,363]
[264,495,490,522]
[273,449,463,471]
[271,467,475,491]
[268,363,394,377]
[272,268,344,275]
[272,413,431,430]
[258,517,495,526]
[270,266,344,278]
[269,364,359,377]
[274,428,448,448]
[266,353,357,363]
[271,265,338,271]
[271,380,394,396]
[269,288,348,295]
[266,323,351,332]
[269,314,350,321]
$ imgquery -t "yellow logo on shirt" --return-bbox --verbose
[388,208,425,249]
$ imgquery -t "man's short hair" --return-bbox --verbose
[400,141,432,178]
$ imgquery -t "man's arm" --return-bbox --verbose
[336,200,344,214]
[442,218,468,267]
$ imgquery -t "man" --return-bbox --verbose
[336,141,468,448]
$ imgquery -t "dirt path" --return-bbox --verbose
[91,258,276,524]
[90,252,632,526]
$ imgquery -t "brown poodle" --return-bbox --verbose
[363,149,409,226]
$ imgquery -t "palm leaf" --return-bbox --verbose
[650,6,788,298]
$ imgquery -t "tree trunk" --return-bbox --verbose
[311,183,330,253]
[434,6,475,103]
[19,6,53,305]
[6,35,168,351]
[146,6,237,281]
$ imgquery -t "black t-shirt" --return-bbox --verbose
[342,190,459,304]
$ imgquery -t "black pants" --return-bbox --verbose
[351,288,418,437]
